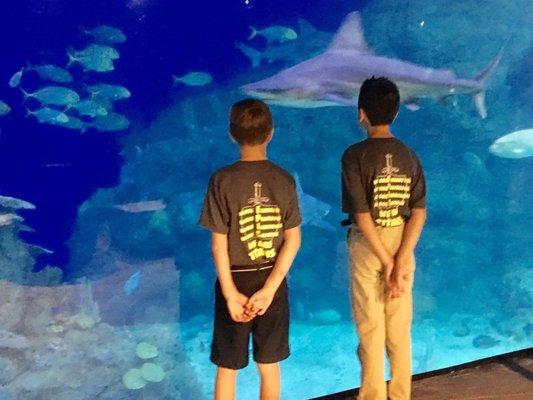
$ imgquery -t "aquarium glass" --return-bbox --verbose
[0,0,531,399]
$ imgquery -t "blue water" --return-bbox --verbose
[0,0,531,399]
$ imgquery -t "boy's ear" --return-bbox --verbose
[358,108,367,124]
[266,129,274,143]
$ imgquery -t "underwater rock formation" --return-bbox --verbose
[0,279,201,399]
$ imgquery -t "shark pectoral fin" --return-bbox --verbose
[322,94,355,106]
[328,12,373,54]
[310,219,337,232]
[405,101,421,111]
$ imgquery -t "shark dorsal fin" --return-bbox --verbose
[328,12,372,54]
[298,18,317,36]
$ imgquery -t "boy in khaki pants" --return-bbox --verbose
[341,77,427,400]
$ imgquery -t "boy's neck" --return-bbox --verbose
[366,124,394,139]
[239,144,268,161]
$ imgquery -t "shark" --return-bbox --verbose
[236,18,332,68]
[294,173,336,232]
[242,12,504,118]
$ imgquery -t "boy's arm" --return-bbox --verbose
[395,208,426,270]
[353,212,394,271]
[246,226,301,315]
[211,232,251,322]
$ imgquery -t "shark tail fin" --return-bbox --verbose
[471,45,505,119]
[247,26,258,41]
[235,42,262,68]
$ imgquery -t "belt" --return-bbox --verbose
[231,262,275,273]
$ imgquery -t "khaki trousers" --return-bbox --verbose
[347,225,415,400]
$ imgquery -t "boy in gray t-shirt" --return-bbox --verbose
[199,99,301,400]
[342,77,426,400]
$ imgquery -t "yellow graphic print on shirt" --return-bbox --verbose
[373,154,411,227]
[238,182,283,261]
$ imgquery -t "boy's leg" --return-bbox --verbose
[385,255,415,400]
[256,362,280,400]
[215,367,238,400]
[348,230,387,400]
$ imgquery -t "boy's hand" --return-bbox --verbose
[387,252,412,299]
[245,287,276,317]
[226,292,254,322]
[383,256,396,296]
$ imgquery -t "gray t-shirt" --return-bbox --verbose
[342,137,426,227]
[199,160,301,266]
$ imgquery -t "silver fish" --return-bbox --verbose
[83,25,127,44]
[91,112,130,131]
[22,86,80,106]
[87,84,131,101]
[27,107,69,124]
[27,64,73,83]
[0,100,10,116]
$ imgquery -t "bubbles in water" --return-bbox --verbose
[243,0,254,10]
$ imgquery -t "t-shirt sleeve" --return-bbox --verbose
[409,156,426,209]
[283,177,302,230]
[198,174,230,234]
[342,151,370,214]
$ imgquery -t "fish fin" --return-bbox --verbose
[235,42,263,67]
[310,219,337,232]
[471,44,505,119]
[20,88,31,99]
[171,75,182,85]
[405,101,421,111]
[328,12,373,54]
[298,18,317,36]
[247,26,258,41]
[66,48,77,68]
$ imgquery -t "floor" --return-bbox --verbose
[312,348,533,400]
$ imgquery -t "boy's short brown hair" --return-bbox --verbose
[229,99,273,145]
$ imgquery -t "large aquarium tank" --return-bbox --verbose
[0,0,531,399]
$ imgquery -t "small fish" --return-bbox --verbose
[27,244,54,256]
[0,195,36,210]
[90,112,130,131]
[57,114,87,132]
[70,99,108,117]
[472,334,500,349]
[0,213,23,227]
[67,53,115,73]
[67,45,118,73]
[27,64,73,83]
[83,25,127,44]
[294,172,335,231]
[172,72,213,87]
[489,129,533,159]
[78,44,120,60]
[124,270,142,295]
[27,107,69,124]
[9,67,24,88]
[22,86,80,106]
[87,84,131,101]
[0,100,10,116]
[248,25,298,44]
[115,200,166,213]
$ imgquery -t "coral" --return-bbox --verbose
[135,342,158,359]
[122,368,146,390]
[140,362,165,382]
